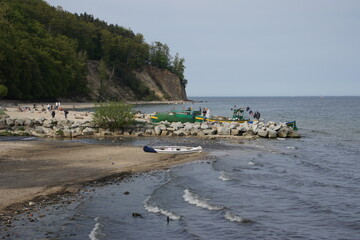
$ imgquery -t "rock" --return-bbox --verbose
[230,129,240,136]
[288,130,301,138]
[154,126,162,135]
[257,128,268,138]
[82,127,95,135]
[200,123,209,130]
[28,201,35,206]
[145,129,153,135]
[277,127,290,138]
[160,130,168,136]
[42,120,53,128]
[190,129,200,136]
[183,123,194,130]
[268,129,277,138]
[63,129,72,138]
[171,122,184,130]
[197,130,206,137]
[132,212,143,218]
[34,126,45,134]
[72,129,82,138]
[217,126,231,135]
[0,118,7,129]
[173,130,185,136]
[24,118,34,127]
[203,129,217,135]
[244,129,255,136]
[15,118,25,126]
[273,125,282,131]
[5,118,14,127]
[134,132,143,137]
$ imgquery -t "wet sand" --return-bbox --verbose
[0,141,205,215]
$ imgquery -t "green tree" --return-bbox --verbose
[149,41,171,69]
[0,84,8,98]
[93,102,134,130]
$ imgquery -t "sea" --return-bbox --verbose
[1,96,360,240]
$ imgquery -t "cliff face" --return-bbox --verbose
[86,61,187,101]
[133,66,187,101]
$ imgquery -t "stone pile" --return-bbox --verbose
[0,115,300,139]
[149,120,300,138]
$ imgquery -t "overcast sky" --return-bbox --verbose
[45,0,360,97]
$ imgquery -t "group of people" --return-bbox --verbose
[31,102,69,119]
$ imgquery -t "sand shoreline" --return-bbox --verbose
[0,140,206,218]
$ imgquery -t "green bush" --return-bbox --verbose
[93,102,134,130]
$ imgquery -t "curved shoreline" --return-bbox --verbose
[0,140,206,218]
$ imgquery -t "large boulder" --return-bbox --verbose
[5,118,14,127]
[0,118,7,129]
[154,126,162,135]
[217,126,231,135]
[277,127,290,138]
[34,126,45,134]
[230,129,240,136]
[288,130,301,138]
[42,120,53,128]
[82,127,95,135]
[24,118,34,127]
[268,129,277,138]
[173,130,185,136]
[15,118,25,126]
[171,122,184,130]
[257,128,268,138]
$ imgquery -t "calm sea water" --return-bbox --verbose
[2,97,360,240]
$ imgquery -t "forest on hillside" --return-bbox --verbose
[0,0,186,100]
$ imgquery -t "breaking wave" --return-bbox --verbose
[225,211,254,224]
[144,196,181,220]
[183,189,224,211]
[89,217,105,240]
[219,171,232,181]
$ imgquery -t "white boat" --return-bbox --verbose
[143,145,202,154]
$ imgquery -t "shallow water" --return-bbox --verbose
[1,97,360,239]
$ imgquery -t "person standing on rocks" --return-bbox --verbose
[51,110,55,118]
[64,109,69,119]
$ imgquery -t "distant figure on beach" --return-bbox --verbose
[202,108,207,117]
[205,108,210,118]
[64,109,69,119]
[51,110,55,118]
[47,104,50,111]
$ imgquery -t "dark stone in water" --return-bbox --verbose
[123,191,130,195]
[132,212,143,218]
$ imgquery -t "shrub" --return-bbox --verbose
[93,102,134,130]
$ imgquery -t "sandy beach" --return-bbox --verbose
[0,140,205,215]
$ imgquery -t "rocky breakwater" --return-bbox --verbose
[0,115,100,138]
[0,114,300,139]
[149,120,300,139]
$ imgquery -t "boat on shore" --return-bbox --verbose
[195,107,251,123]
[150,109,201,123]
[143,145,203,154]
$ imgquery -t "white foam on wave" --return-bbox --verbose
[219,171,232,181]
[287,146,296,149]
[225,211,253,224]
[248,160,255,165]
[89,217,105,240]
[144,196,181,220]
[183,189,223,211]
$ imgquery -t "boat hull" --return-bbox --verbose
[195,116,250,123]
[143,146,202,154]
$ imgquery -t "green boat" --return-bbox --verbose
[150,110,201,123]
